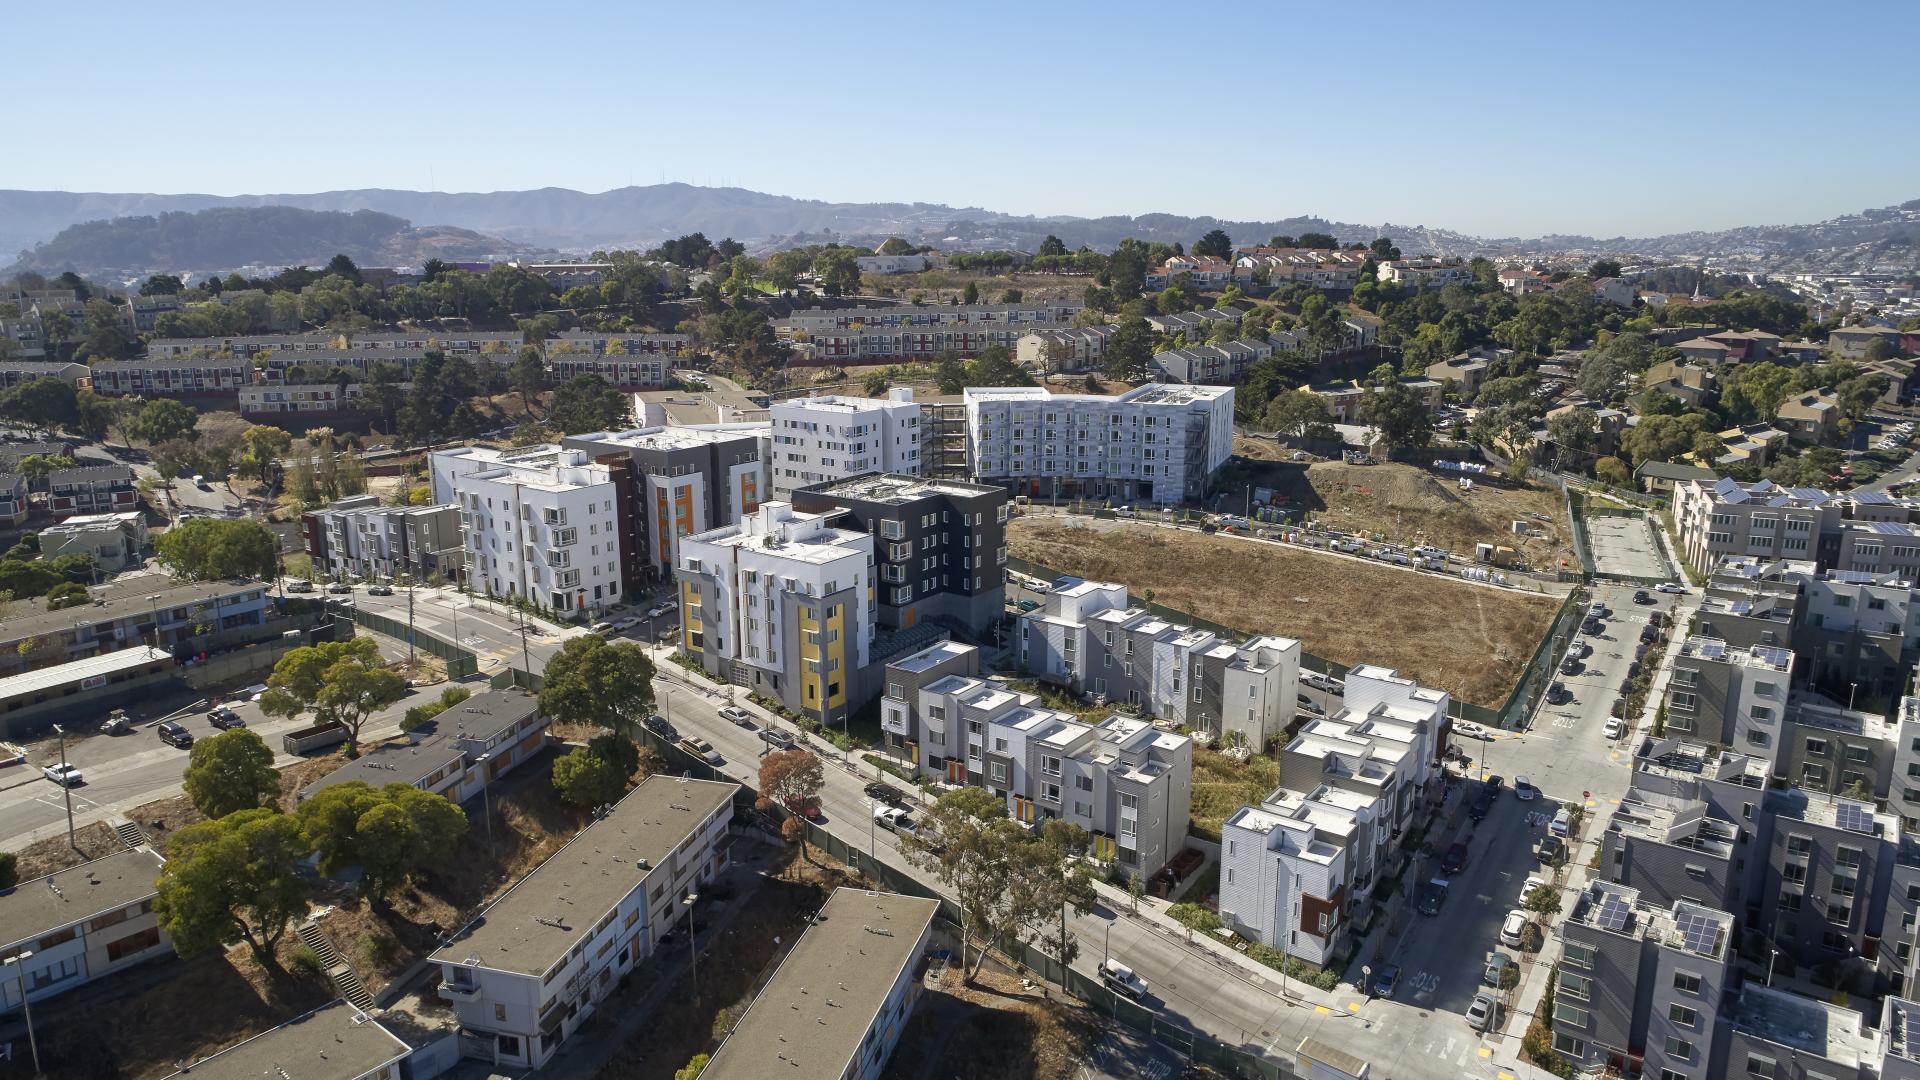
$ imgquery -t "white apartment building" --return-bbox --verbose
[0,848,172,1013]
[769,389,921,497]
[677,502,875,724]
[1016,326,1114,371]
[880,641,1193,878]
[1377,259,1473,288]
[433,776,738,1071]
[430,445,626,615]
[964,384,1234,506]
[1219,665,1448,963]
[1016,579,1302,747]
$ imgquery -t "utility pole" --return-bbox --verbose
[406,574,417,665]
[11,950,40,1078]
[53,726,75,854]
[517,609,533,688]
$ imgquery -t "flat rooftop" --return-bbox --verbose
[3,576,266,645]
[1729,983,1876,1065]
[890,640,977,675]
[163,1000,410,1080]
[0,848,164,949]
[0,645,170,702]
[798,471,1000,505]
[703,889,939,1080]
[567,424,763,452]
[431,776,737,978]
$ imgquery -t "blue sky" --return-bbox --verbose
[8,1,1915,237]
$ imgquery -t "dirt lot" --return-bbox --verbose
[1228,439,1576,571]
[1010,517,1558,707]
[884,966,1100,1080]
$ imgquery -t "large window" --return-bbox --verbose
[1561,942,1595,971]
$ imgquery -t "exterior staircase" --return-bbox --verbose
[113,821,148,849]
[296,922,375,1011]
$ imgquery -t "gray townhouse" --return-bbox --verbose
[1758,791,1904,981]
[1705,557,1920,709]
[880,641,1192,879]
[1550,880,1736,1078]
[303,495,463,584]
[791,472,1009,638]
[1720,983,1883,1080]
[1018,578,1302,749]
[1665,636,1793,765]
[1597,785,1741,911]
[1778,698,1894,799]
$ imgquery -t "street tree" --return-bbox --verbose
[183,729,282,819]
[757,749,824,827]
[126,397,199,445]
[154,808,313,970]
[897,786,1076,982]
[553,747,628,810]
[259,637,407,754]
[538,636,657,736]
[294,781,465,903]
[154,517,279,581]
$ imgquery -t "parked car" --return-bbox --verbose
[1469,793,1493,822]
[1568,637,1591,659]
[864,781,907,807]
[1514,776,1538,801]
[101,710,132,735]
[783,794,822,820]
[1483,775,1504,795]
[1483,952,1516,987]
[1369,963,1402,999]
[873,805,916,836]
[1466,993,1499,1032]
[1603,717,1626,739]
[590,621,616,635]
[1441,842,1471,875]
[1500,910,1532,949]
[1416,878,1450,916]
[367,584,394,596]
[646,605,670,618]
[208,706,245,730]
[42,762,83,787]
[1580,616,1603,635]
[1100,959,1149,1000]
[1632,589,1655,605]
[1297,694,1324,714]
[1560,656,1584,676]
[1550,806,1573,837]
[1546,682,1572,705]
[1587,602,1608,618]
[760,728,795,751]
[644,713,678,740]
[285,579,315,594]
[326,582,353,594]
[680,736,723,766]
[613,617,640,631]
[1519,876,1545,907]
[1537,835,1567,865]
[157,721,194,748]
[1656,582,1687,594]
[719,705,754,728]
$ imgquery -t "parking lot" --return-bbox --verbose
[1586,512,1672,580]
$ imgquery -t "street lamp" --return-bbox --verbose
[146,594,164,649]
[1766,943,1783,987]
[9,949,40,1078]
[682,893,700,1003]
[52,725,75,854]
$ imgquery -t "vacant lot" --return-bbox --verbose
[1228,439,1577,571]
[1190,747,1282,842]
[884,966,1099,1080]
[1011,517,1558,706]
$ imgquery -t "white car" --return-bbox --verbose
[1519,876,1545,907]
[613,617,640,631]
[1099,959,1149,999]
[42,763,83,787]
[1656,582,1687,594]
[646,606,669,618]
[1604,717,1626,739]
[1500,910,1532,949]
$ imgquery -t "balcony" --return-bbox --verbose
[439,974,483,1000]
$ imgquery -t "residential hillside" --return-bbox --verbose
[5,206,523,275]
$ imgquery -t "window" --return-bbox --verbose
[989,762,1008,785]
[1664,1037,1692,1061]
[1558,972,1592,1002]
[1781,863,1807,886]
[1553,1002,1589,1027]
[1672,970,1701,994]
[106,926,161,962]
[1561,942,1595,971]
[1836,846,1862,869]
[1659,1071,1688,1080]
[1554,1033,1586,1058]
[1806,738,1829,758]
[495,1004,508,1021]
[1786,835,1812,856]
[1668,1004,1697,1028]
[1746,1056,1777,1079]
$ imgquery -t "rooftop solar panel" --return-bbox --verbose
[1596,893,1632,933]
[1836,801,1877,835]
[1753,646,1791,668]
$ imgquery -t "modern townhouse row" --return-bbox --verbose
[1673,477,1920,576]
[303,495,464,583]
[1015,578,1303,749]
[1217,665,1449,964]
[778,302,1083,362]
[878,639,1194,879]
[1151,338,1275,385]
[432,775,738,1071]
[963,384,1235,507]
[47,463,138,519]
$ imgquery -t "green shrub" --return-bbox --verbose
[289,945,324,976]
[1168,903,1221,934]
[0,852,16,890]
[362,933,401,969]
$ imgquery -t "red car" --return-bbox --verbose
[783,794,822,820]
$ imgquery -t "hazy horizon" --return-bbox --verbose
[6,1,1916,238]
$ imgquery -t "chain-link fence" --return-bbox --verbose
[326,601,479,679]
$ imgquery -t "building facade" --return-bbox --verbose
[47,464,137,519]
[304,495,464,583]
[769,391,922,497]
[562,423,769,582]
[964,384,1235,506]
[431,445,626,615]
[0,848,172,1013]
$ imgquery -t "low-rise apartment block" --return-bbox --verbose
[563,423,769,582]
[301,689,547,804]
[0,848,172,1013]
[964,384,1234,506]
[432,775,738,1070]
[304,495,464,583]
[0,575,273,679]
[1015,326,1114,372]
[1016,578,1303,747]
[1377,258,1473,289]
[0,472,28,528]
[1664,635,1792,762]
[702,889,939,1080]
[161,1000,412,1080]
[779,302,1083,362]
[770,390,921,497]
[677,502,875,725]
[87,356,252,396]
[791,472,1008,635]
[1152,340,1273,385]
[1671,477,1919,575]
[47,464,137,520]
[879,642,1192,878]
[238,380,405,419]
[431,445,627,615]
[0,361,89,391]
[39,511,148,571]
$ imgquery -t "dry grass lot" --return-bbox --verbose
[1230,438,1577,571]
[1189,748,1283,843]
[883,966,1100,1080]
[1010,517,1557,707]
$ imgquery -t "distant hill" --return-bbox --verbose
[2,185,1914,271]
[5,206,524,275]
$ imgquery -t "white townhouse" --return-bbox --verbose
[430,444,627,615]
[0,848,172,1013]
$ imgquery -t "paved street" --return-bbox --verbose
[1586,515,1673,580]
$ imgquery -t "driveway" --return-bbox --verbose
[1585,515,1672,580]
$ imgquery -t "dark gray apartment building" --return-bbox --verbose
[1759,791,1904,977]
[1708,557,1920,711]
[791,472,1009,639]
[1597,787,1741,911]
[562,423,769,585]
